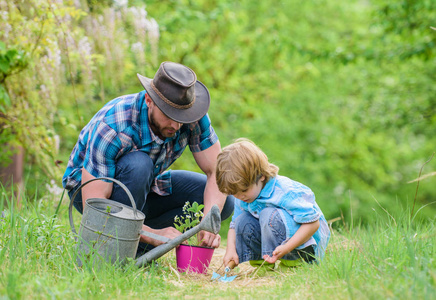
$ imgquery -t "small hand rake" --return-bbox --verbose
[211,261,237,282]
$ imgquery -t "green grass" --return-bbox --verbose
[0,185,435,299]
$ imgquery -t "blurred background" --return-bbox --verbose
[1,0,435,224]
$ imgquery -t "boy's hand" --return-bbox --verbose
[223,251,239,268]
[263,245,288,264]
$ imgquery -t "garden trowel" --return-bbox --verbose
[212,261,237,282]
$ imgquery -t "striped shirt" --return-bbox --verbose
[62,91,218,195]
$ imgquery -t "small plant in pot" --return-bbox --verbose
[174,202,215,274]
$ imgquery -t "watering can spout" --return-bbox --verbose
[200,204,221,235]
[135,205,221,267]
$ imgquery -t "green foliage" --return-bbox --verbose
[0,42,28,79]
[0,0,87,179]
[174,201,204,245]
[0,0,159,195]
[142,0,436,223]
[53,1,160,154]
[3,0,436,224]
[0,42,29,113]
[374,0,436,59]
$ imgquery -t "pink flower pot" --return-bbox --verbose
[176,244,215,274]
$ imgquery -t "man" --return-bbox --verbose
[62,62,234,253]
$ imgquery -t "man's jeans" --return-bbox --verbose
[68,151,235,252]
[234,208,315,263]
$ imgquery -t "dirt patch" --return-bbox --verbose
[163,246,290,289]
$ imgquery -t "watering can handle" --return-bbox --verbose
[68,177,138,237]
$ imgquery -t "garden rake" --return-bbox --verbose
[211,261,237,282]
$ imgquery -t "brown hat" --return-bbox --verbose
[137,62,210,123]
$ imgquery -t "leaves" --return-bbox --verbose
[0,0,159,182]
[0,85,11,113]
[174,202,204,246]
[151,0,436,223]
[0,42,29,78]
[0,42,29,113]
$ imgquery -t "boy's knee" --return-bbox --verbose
[259,208,286,235]
[235,212,259,239]
[236,223,258,246]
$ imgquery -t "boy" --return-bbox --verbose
[216,139,330,272]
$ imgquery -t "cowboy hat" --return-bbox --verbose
[137,62,210,123]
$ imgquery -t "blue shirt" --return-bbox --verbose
[230,175,330,259]
[62,91,218,195]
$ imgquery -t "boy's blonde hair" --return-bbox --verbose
[216,138,279,195]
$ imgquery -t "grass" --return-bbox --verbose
[0,184,435,299]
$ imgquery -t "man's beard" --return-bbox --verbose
[149,112,177,139]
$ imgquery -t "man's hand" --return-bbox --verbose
[140,225,182,247]
[197,230,221,248]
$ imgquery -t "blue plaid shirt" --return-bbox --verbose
[62,91,218,195]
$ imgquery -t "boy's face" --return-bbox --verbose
[233,176,265,203]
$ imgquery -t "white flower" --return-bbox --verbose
[45,180,63,196]
[113,0,128,8]
[131,42,144,54]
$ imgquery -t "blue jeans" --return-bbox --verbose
[235,208,315,262]
[68,151,235,253]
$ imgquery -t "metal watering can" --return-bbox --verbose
[69,177,221,267]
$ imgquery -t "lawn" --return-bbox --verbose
[1,188,434,299]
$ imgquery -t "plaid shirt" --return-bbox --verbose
[62,91,218,195]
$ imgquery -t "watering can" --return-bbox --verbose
[69,177,221,267]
